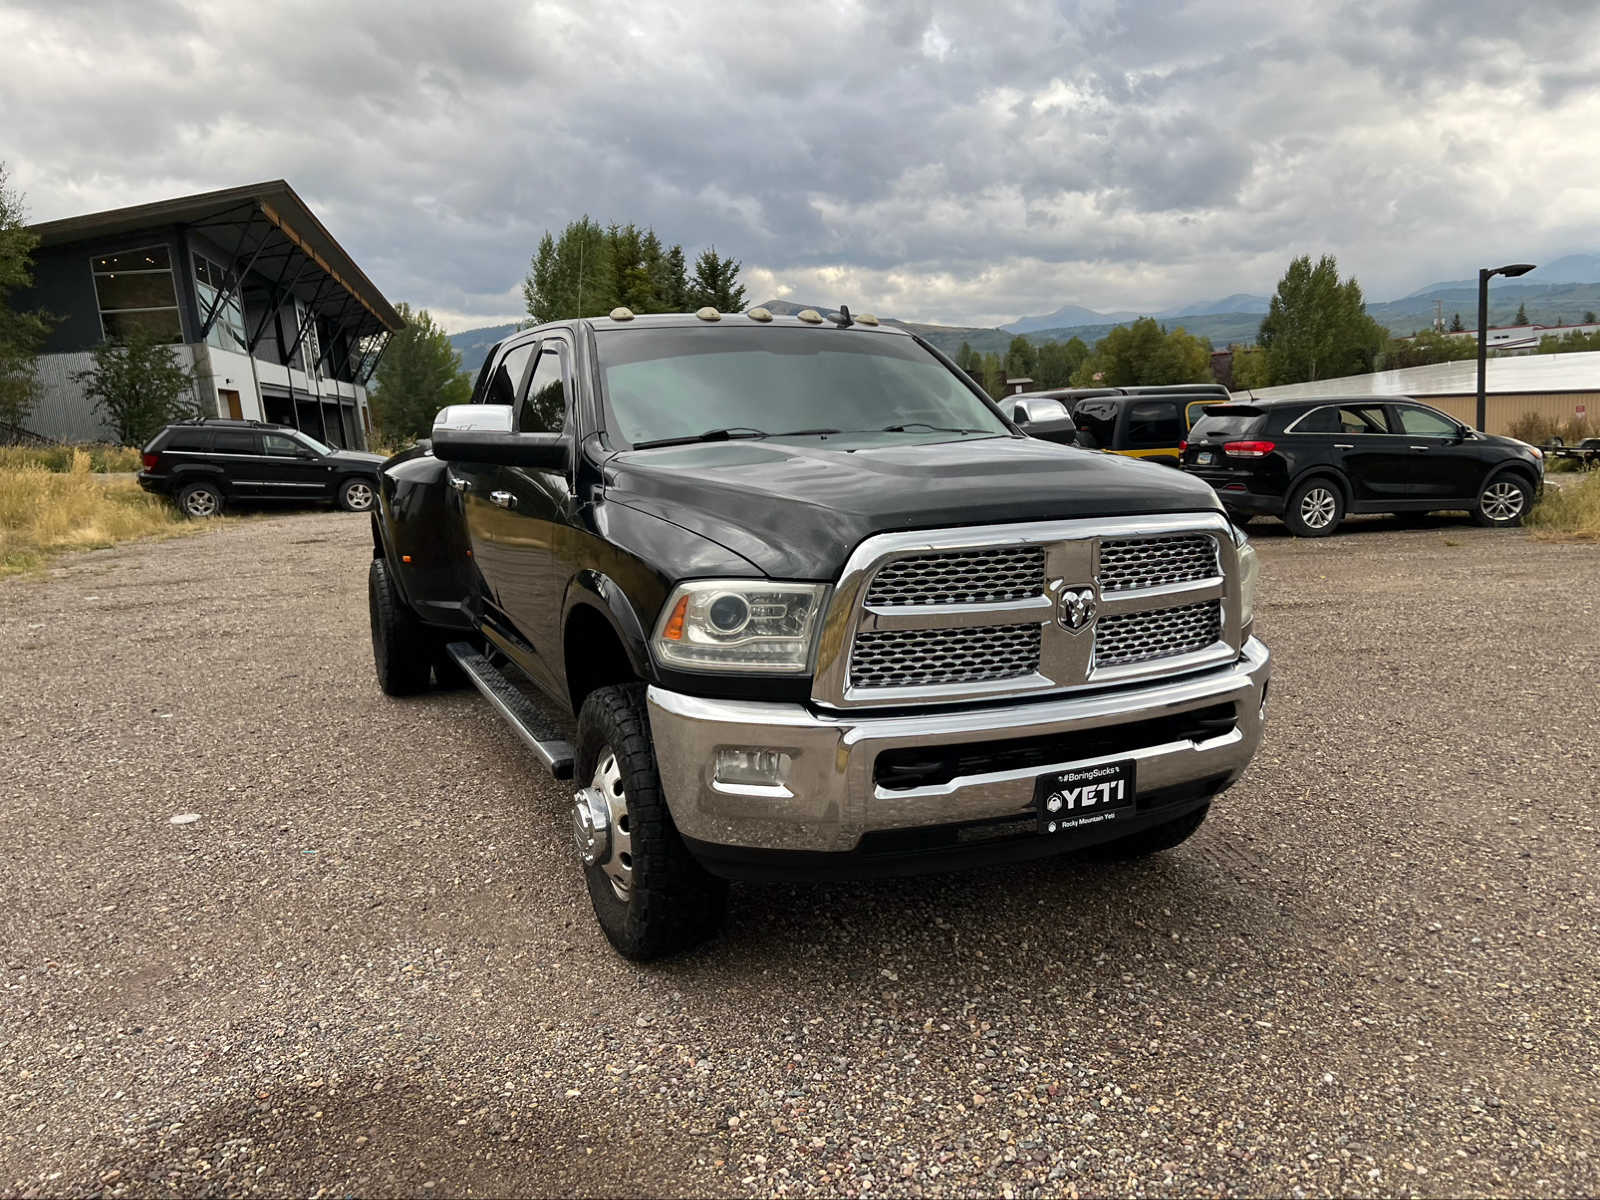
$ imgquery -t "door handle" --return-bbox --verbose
[1409,445,1430,451]
[447,475,470,492]
[490,491,517,509]
[1334,443,1354,449]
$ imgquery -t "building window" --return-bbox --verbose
[194,252,247,351]
[92,245,182,343]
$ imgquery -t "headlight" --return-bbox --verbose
[652,580,827,673]
[1236,538,1259,628]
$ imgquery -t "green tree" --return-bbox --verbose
[954,340,978,373]
[1381,328,1478,370]
[1230,345,1270,391]
[1585,310,1597,324]
[661,244,690,311]
[1071,318,1213,387]
[74,326,199,445]
[1256,254,1385,385]
[522,217,614,323]
[1514,301,1529,325]
[0,164,51,433]
[686,247,747,312]
[370,303,470,441]
[1032,336,1091,389]
[1005,334,1037,380]
[1450,312,1464,332]
[979,351,1005,399]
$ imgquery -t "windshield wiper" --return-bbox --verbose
[630,427,769,450]
[772,427,842,437]
[879,422,990,435]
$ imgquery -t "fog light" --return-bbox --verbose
[714,748,792,787]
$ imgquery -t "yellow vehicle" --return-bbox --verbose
[1012,385,1230,466]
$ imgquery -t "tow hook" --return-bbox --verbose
[572,785,610,866]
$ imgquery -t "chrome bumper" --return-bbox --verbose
[648,637,1270,854]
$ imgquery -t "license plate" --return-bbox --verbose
[1197,450,1214,465]
[1037,760,1137,835]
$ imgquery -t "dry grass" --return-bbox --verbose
[0,450,204,576]
[1528,470,1600,541]
[0,444,144,473]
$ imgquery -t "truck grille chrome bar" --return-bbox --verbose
[812,513,1242,709]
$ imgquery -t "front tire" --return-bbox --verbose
[1283,477,1344,537]
[1473,474,1531,527]
[573,684,727,960]
[368,557,432,695]
[339,476,376,512]
[1081,803,1210,861]
[176,480,224,519]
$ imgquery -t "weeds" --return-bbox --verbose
[1528,470,1600,541]
[0,443,143,473]
[0,450,201,576]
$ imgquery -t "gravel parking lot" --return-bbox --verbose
[3,511,1598,1197]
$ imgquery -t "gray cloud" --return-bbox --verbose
[3,0,1599,330]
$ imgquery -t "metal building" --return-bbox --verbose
[14,180,403,448]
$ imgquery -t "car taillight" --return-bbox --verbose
[1224,440,1276,458]
[141,452,159,469]
[1179,440,1188,454]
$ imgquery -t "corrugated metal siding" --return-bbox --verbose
[24,346,201,443]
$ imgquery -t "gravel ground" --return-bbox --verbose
[3,510,1598,1198]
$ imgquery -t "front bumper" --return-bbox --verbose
[648,637,1270,867]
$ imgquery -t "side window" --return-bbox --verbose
[263,432,303,456]
[212,430,259,454]
[165,429,212,451]
[1290,407,1341,434]
[1125,401,1183,447]
[518,346,568,434]
[1071,403,1117,449]
[1337,406,1391,434]
[486,343,533,407]
[1395,406,1459,437]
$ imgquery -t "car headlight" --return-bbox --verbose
[1236,537,1259,628]
[652,580,828,673]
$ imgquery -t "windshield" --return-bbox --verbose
[593,326,1010,448]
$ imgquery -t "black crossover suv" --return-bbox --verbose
[1180,396,1544,536]
[138,418,386,517]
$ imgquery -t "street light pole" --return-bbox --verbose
[1476,262,1538,432]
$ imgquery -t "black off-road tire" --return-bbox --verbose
[176,480,225,519]
[1471,473,1532,528]
[368,557,432,696]
[430,643,469,689]
[575,683,727,960]
[338,476,377,512]
[1080,802,1210,862]
[1283,476,1344,537]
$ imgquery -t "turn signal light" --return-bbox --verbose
[663,594,689,641]
[1224,440,1276,458]
[141,452,159,469]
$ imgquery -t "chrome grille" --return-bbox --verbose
[866,547,1043,606]
[1099,534,1218,592]
[850,624,1041,689]
[1095,600,1221,667]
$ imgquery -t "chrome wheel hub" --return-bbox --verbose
[1481,481,1524,521]
[573,750,632,901]
[1300,487,1337,529]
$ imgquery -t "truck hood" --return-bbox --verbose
[602,435,1225,579]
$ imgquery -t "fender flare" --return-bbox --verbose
[562,569,653,681]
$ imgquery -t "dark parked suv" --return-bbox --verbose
[1180,396,1545,536]
[138,418,385,517]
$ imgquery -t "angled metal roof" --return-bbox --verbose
[28,180,404,335]
[1241,350,1600,400]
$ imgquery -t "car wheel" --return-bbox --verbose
[368,557,432,696]
[339,477,376,512]
[176,481,224,519]
[1284,478,1344,537]
[1473,474,1531,527]
[1079,803,1210,862]
[573,683,727,961]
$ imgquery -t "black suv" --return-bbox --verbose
[1181,396,1545,536]
[138,419,386,517]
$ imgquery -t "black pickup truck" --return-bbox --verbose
[367,308,1270,959]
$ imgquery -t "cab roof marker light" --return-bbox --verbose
[696,306,721,322]
[747,307,774,322]
[609,306,634,321]
[857,312,880,325]
[796,308,823,324]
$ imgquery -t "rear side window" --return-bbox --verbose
[1125,401,1183,447]
[212,430,258,454]
[163,429,212,451]
[1190,411,1265,440]
[1287,406,1341,434]
[1338,405,1391,434]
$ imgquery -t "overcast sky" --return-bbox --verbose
[4,0,1598,332]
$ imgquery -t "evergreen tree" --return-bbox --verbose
[1585,310,1597,324]
[0,163,51,434]
[371,303,471,441]
[522,217,614,323]
[954,341,977,372]
[662,245,689,311]
[1514,301,1529,325]
[1005,334,1037,380]
[1450,312,1464,332]
[1256,255,1385,385]
[686,247,747,312]
[74,327,199,445]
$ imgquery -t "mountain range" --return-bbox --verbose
[446,255,1600,373]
